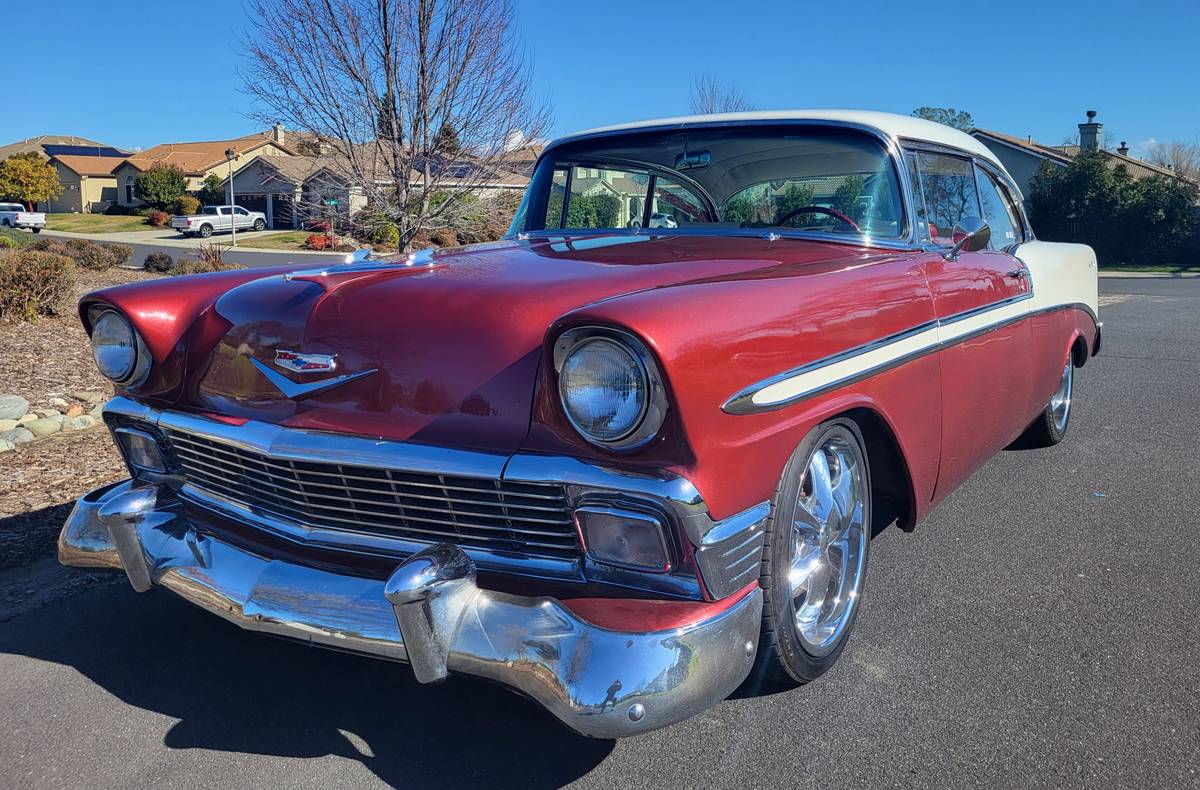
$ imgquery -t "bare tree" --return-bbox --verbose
[688,73,755,115]
[1146,140,1200,181]
[242,0,549,250]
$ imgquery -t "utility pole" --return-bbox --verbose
[225,148,237,246]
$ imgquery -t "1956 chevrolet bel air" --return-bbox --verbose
[59,110,1099,738]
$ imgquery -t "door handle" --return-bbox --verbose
[1005,269,1028,279]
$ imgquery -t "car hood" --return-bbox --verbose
[169,235,878,453]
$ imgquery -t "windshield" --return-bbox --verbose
[512,126,905,240]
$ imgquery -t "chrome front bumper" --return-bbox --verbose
[59,479,763,738]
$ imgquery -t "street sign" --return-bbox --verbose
[324,199,340,206]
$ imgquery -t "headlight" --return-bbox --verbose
[90,308,150,387]
[554,328,668,449]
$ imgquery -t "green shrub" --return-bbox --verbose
[0,250,76,321]
[0,236,15,250]
[167,258,246,276]
[370,224,400,249]
[143,252,174,273]
[104,203,135,216]
[134,164,187,210]
[172,195,201,216]
[0,226,33,248]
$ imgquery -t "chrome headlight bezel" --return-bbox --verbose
[553,327,669,450]
[88,306,151,389]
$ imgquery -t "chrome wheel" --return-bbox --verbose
[1050,359,1073,432]
[788,433,868,656]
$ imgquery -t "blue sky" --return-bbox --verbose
[7,0,1198,156]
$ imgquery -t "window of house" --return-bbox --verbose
[913,152,981,245]
[974,166,1022,248]
[125,178,134,204]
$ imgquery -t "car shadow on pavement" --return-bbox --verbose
[0,576,613,788]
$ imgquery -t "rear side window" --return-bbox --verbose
[912,152,981,246]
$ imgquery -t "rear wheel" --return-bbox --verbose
[1017,357,1074,447]
[752,418,871,685]
[199,224,213,238]
[31,227,40,234]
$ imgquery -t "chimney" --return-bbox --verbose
[1117,141,1130,156]
[272,123,286,145]
[1078,110,1102,151]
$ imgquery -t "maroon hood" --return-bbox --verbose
[88,236,879,453]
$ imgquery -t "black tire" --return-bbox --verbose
[1,219,10,227]
[1016,357,1074,448]
[31,227,40,234]
[253,218,266,231]
[751,418,872,687]
[199,224,213,238]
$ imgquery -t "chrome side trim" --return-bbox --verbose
[59,480,763,738]
[721,295,1102,416]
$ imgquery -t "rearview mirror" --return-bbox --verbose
[943,216,990,261]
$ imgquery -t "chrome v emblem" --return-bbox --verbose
[250,356,377,401]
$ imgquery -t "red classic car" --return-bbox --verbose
[60,111,1099,738]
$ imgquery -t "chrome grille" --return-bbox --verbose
[162,429,581,559]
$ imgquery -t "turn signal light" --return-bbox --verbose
[574,505,670,573]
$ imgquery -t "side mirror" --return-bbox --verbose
[943,216,990,261]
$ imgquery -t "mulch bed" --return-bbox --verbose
[1,267,159,569]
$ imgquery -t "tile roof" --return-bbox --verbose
[121,137,292,175]
[0,135,117,161]
[51,154,129,177]
[972,128,1188,182]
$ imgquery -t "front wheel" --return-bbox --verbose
[752,418,871,685]
[253,219,265,231]
[1017,357,1074,447]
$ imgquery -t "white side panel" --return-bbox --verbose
[1013,240,1099,318]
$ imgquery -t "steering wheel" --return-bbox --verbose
[773,206,861,232]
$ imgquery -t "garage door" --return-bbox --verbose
[236,193,268,215]
[271,193,295,229]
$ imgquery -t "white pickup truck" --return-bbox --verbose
[0,202,46,233]
[172,205,266,238]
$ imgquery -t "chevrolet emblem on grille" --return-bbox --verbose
[275,349,337,373]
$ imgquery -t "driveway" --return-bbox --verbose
[0,277,1196,788]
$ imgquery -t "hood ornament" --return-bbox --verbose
[250,352,377,401]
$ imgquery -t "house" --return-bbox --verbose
[112,127,294,208]
[0,135,130,213]
[44,154,129,213]
[225,144,531,229]
[971,111,1187,206]
[224,155,367,229]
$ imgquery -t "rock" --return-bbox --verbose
[89,404,104,419]
[65,404,84,418]
[70,390,105,404]
[37,409,61,419]
[49,414,67,426]
[0,427,34,445]
[0,439,13,453]
[23,418,62,438]
[0,395,28,421]
[0,419,17,432]
[49,397,70,409]
[65,415,97,431]
[18,414,36,424]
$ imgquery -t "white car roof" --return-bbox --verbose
[555,109,1001,168]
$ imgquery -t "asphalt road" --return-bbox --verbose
[1,277,1197,789]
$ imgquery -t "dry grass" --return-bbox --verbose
[44,214,152,234]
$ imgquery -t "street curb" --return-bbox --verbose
[1099,271,1200,279]
[39,228,339,256]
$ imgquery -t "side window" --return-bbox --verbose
[914,152,981,246]
[974,166,1021,249]
[562,165,650,229]
[219,207,231,215]
[649,175,708,228]
[544,167,567,228]
[235,207,249,216]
